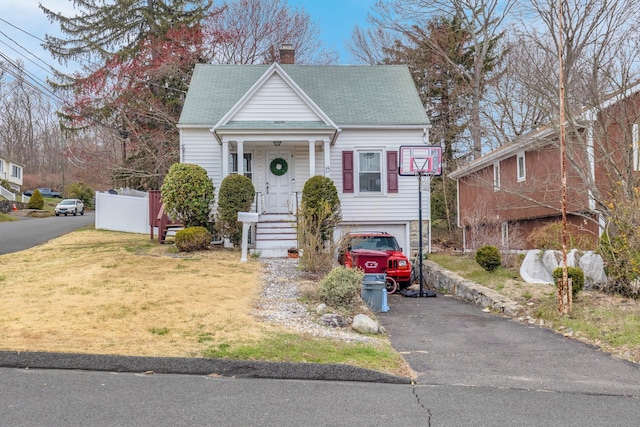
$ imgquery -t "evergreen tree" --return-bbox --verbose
[40,0,212,189]
[383,16,503,244]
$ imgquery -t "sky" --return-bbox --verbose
[0,0,377,96]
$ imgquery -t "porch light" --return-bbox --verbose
[273,141,282,146]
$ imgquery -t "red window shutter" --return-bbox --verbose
[342,151,354,193]
[387,151,398,193]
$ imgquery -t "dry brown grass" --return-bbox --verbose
[0,229,285,357]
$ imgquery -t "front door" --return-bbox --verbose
[266,150,292,213]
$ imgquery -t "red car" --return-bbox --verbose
[338,232,412,289]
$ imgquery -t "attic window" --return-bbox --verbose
[493,161,500,191]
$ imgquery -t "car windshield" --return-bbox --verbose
[350,236,400,251]
[60,200,75,205]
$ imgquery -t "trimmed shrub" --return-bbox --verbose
[299,176,341,273]
[65,182,94,207]
[161,163,215,229]
[552,267,584,298]
[318,266,364,313]
[216,174,256,246]
[174,226,212,252]
[475,245,501,272]
[301,176,340,240]
[28,189,44,210]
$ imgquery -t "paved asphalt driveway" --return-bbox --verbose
[0,211,94,254]
[379,292,640,395]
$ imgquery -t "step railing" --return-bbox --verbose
[0,186,15,201]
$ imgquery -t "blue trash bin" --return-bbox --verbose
[361,273,386,312]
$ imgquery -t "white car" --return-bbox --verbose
[55,199,85,216]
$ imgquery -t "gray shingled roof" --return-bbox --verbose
[178,64,430,127]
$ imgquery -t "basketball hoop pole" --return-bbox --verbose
[400,145,442,297]
[418,172,425,297]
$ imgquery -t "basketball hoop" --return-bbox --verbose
[399,145,443,297]
[399,146,442,176]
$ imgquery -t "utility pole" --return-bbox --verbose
[557,0,570,315]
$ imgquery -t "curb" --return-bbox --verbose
[0,351,411,384]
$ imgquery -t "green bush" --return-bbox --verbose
[298,176,341,273]
[552,267,584,298]
[65,182,94,206]
[301,176,340,241]
[161,163,215,229]
[216,174,256,246]
[28,189,44,210]
[174,226,212,252]
[475,245,502,272]
[0,179,12,192]
[318,267,364,313]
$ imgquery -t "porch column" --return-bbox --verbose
[221,140,230,177]
[308,140,316,178]
[237,140,244,176]
[323,139,330,177]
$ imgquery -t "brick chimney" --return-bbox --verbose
[279,43,295,64]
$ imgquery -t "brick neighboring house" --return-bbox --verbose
[449,85,640,252]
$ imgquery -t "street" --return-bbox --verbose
[2,367,640,427]
[0,212,94,254]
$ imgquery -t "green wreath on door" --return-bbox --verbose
[270,158,288,176]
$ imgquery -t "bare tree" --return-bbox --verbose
[0,63,64,181]
[202,0,337,64]
[357,0,515,159]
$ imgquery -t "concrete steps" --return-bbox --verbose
[254,213,298,258]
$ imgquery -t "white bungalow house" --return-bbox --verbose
[0,155,24,199]
[177,50,433,257]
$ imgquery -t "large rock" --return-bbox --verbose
[352,314,382,334]
[319,313,349,328]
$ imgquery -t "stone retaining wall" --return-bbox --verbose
[423,259,523,317]
[0,200,26,213]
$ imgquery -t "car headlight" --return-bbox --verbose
[398,260,407,267]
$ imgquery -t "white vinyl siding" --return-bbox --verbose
[332,129,429,224]
[181,128,220,184]
[232,74,319,122]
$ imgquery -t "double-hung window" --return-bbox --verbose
[11,165,21,179]
[229,152,252,180]
[358,151,382,193]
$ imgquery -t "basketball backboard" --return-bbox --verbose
[399,145,443,176]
